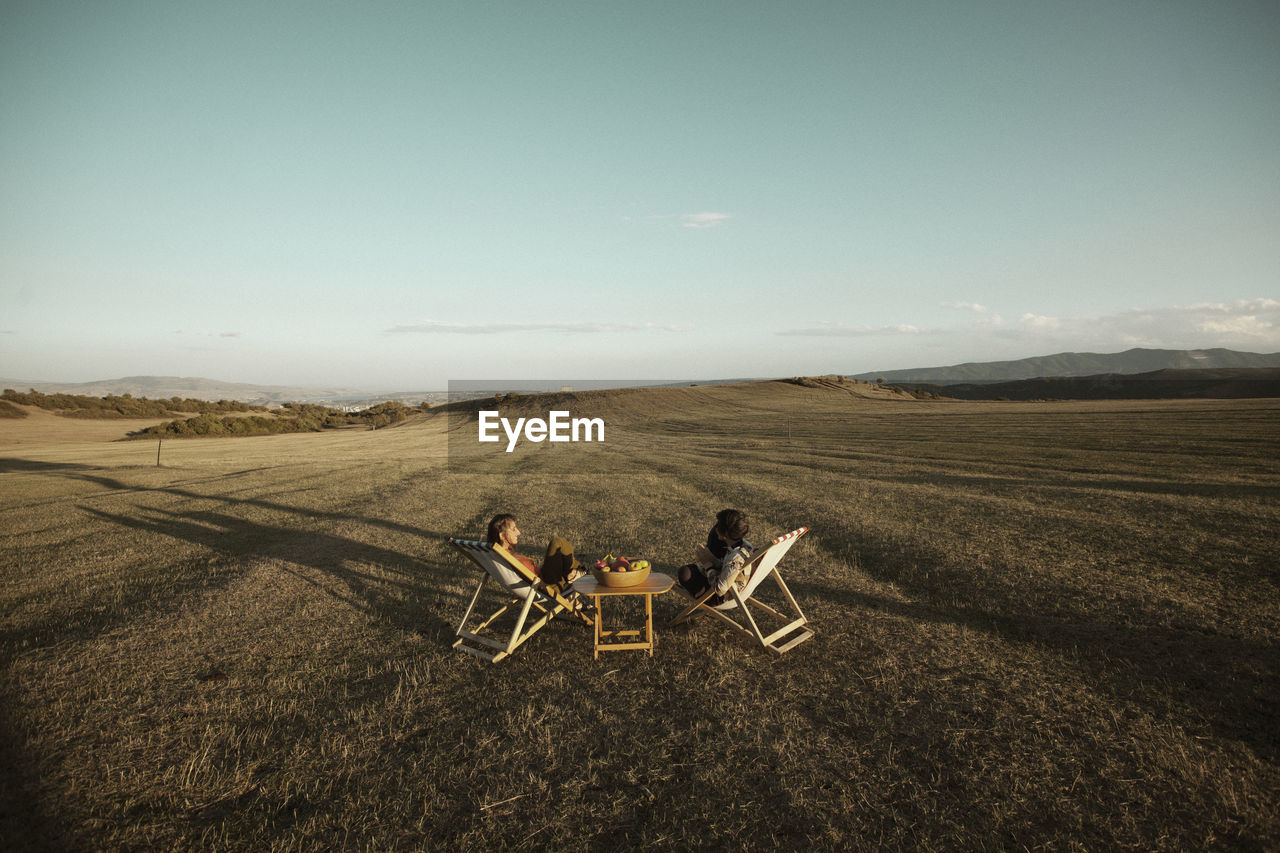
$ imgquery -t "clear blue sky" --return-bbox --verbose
[2,0,1278,389]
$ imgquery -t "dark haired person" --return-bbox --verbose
[485,513,583,593]
[677,509,754,605]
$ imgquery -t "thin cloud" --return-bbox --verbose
[994,299,1280,349]
[775,298,1279,350]
[1199,316,1272,336]
[1181,298,1279,315]
[173,329,244,339]
[1019,313,1062,329]
[1185,299,1278,338]
[386,320,689,335]
[626,211,733,229]
[777,321,923,337]
[943,301,989,313]
[682,212,731,229]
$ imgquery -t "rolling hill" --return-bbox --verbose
[8,347,1280,407]
[921,367,1280,401]
[849,347,1280,384]
[0,375,388,405]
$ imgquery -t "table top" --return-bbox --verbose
[572,572,675,597]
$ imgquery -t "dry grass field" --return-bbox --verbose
[1,384,1277,850]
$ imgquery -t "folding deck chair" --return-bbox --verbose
[669,526,813,655]
[447,537,593,663]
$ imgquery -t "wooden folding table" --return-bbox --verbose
[571,573,675,658]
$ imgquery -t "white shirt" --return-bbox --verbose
[708,539,754,595]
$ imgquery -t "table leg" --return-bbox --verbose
[593,595,602,660]
[645,592,654,656]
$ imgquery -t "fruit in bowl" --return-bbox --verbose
[590,555,651,587]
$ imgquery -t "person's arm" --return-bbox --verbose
[709,547,750,595]
[706,527,728,560]
[694,543,715,568]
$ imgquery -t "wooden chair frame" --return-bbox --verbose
[448,537,592,663]
[670,526,813,655]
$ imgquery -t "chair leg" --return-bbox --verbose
[669,587,716,626]
[731,589,769,647]
[502,589,541,653]
[772,571,808,623]
[680,582,815,656]
[453,575,489,645]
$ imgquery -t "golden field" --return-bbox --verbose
[1,383,1277,850]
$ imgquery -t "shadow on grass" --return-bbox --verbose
[865,468,1280,503]
[798,574,1279,763]
[78,505,461,640]
[79,470,445,542]
[0,489,492,851]
[1,453,482,649]
[0,700,63,852]
[3,455,456,545]
[2,515,464,679]
[0,457,100,474]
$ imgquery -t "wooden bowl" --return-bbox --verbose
[590,565,652,588]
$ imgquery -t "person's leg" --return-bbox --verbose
[540,536,580,587]
[678,563,709,597]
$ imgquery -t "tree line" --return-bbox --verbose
[2,388,262,418]
[2,389,422,437]
[128,402,418,438]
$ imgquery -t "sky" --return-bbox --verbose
[2,0,1278,390]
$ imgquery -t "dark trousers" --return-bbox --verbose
[678,563,725,605]
[539,536,580,590]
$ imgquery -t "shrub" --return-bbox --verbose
[126,401,413,439]
[2,388,266,419]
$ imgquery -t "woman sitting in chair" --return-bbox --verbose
[486,513,584,592]
[677,508,754,605]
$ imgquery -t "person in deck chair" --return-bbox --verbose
[677,508,754,606]
[485,513,583,594]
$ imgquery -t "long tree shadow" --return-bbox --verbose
[0,502,467,670]
[81,505,464,638]
[74,470,448,542]
[0,457,100,474]
[2,456,505,667]
[2,455,451,542]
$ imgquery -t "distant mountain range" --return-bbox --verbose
[849,348,1280,384]
[923,367,1280,401]
[6,348,1280,405]
[0,375,771,406]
